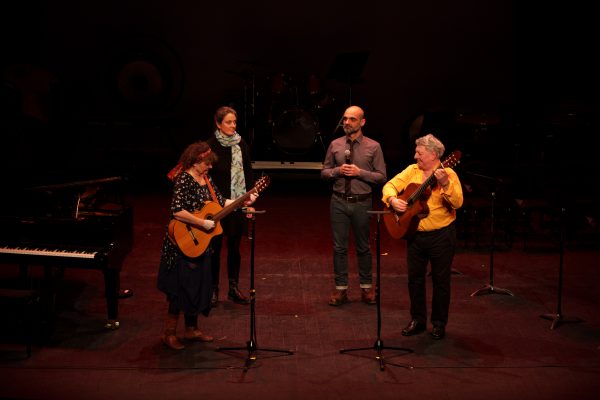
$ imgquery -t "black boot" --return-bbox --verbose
[210,286,219,307]
[228,280,250,305]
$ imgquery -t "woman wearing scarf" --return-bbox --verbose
[206,106,255,306]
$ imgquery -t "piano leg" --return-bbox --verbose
[39,264,57,337]
[103,269,120,330]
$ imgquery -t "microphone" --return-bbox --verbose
[344,149,351,164]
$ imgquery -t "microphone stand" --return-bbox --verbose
[540,207,583,329]
[468,172,514,297]
[216,209,294,371]
[340,210,413,371]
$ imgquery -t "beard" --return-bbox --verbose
[343,125,360,135]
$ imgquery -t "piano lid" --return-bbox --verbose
[3,176,129,219]
[27,176,125,191]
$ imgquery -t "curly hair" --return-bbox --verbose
[179,141,218,170]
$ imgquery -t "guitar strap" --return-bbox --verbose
[205,177,219,203]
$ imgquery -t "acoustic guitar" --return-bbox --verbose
[168,176,270,258]
[383,151,462,240]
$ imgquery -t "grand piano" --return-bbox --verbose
[0,176,133,330]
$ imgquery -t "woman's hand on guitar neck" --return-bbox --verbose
[242,194,258,219]
[244,193,258,206]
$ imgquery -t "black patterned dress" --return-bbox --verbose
[157,172,225,316]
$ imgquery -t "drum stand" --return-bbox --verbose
[340,211,413,371]
[471,190,514,297]
[314,129,327,153]
[216,210,294,371]
[331,113,344,137]
[540,207,583,329]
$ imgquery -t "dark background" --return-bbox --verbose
[2,1,599,199]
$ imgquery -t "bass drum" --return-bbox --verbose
[272,107,319,155]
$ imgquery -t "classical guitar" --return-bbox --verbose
[168,176,270,258]
[383,151,462,240]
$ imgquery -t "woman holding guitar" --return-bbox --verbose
[382,134,463,340]
[158,141,257,350]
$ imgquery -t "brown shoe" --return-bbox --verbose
[184,327,214,342]
[361,288,376,305]
[328,289,348,306]
[162,313,184,350]
[401,320,426,336]
[162,334,185,350]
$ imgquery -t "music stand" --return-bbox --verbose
[340,210,413,371]
[540,207,583,329]
[470,173,514,297]
[216,209,294,370]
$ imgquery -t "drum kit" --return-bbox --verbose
[228,52,368,160]
[268,72,339,156]
[232,69,340,160]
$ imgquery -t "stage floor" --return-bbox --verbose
[1,186,599,400]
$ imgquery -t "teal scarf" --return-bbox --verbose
[214,130,245,199]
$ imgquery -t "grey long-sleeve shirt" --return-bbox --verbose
[321,133,387,195]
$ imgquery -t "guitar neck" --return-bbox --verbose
[408,165,440,203]
[213,189,255,221]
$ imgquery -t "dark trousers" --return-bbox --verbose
[210,234,242,286]
[406,222,456,326]
[330,196,373,288]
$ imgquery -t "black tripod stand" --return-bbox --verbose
[540,207,583,329]
[340,210,413,371]
[470,175,514,297]
[216,209,294,370]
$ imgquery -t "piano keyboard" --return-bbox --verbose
[0,246,98,259]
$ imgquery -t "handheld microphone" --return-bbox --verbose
[344,149,351,164]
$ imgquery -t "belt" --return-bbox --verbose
[333,191,372,202]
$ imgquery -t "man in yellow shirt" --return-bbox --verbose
[382,134,463,340]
